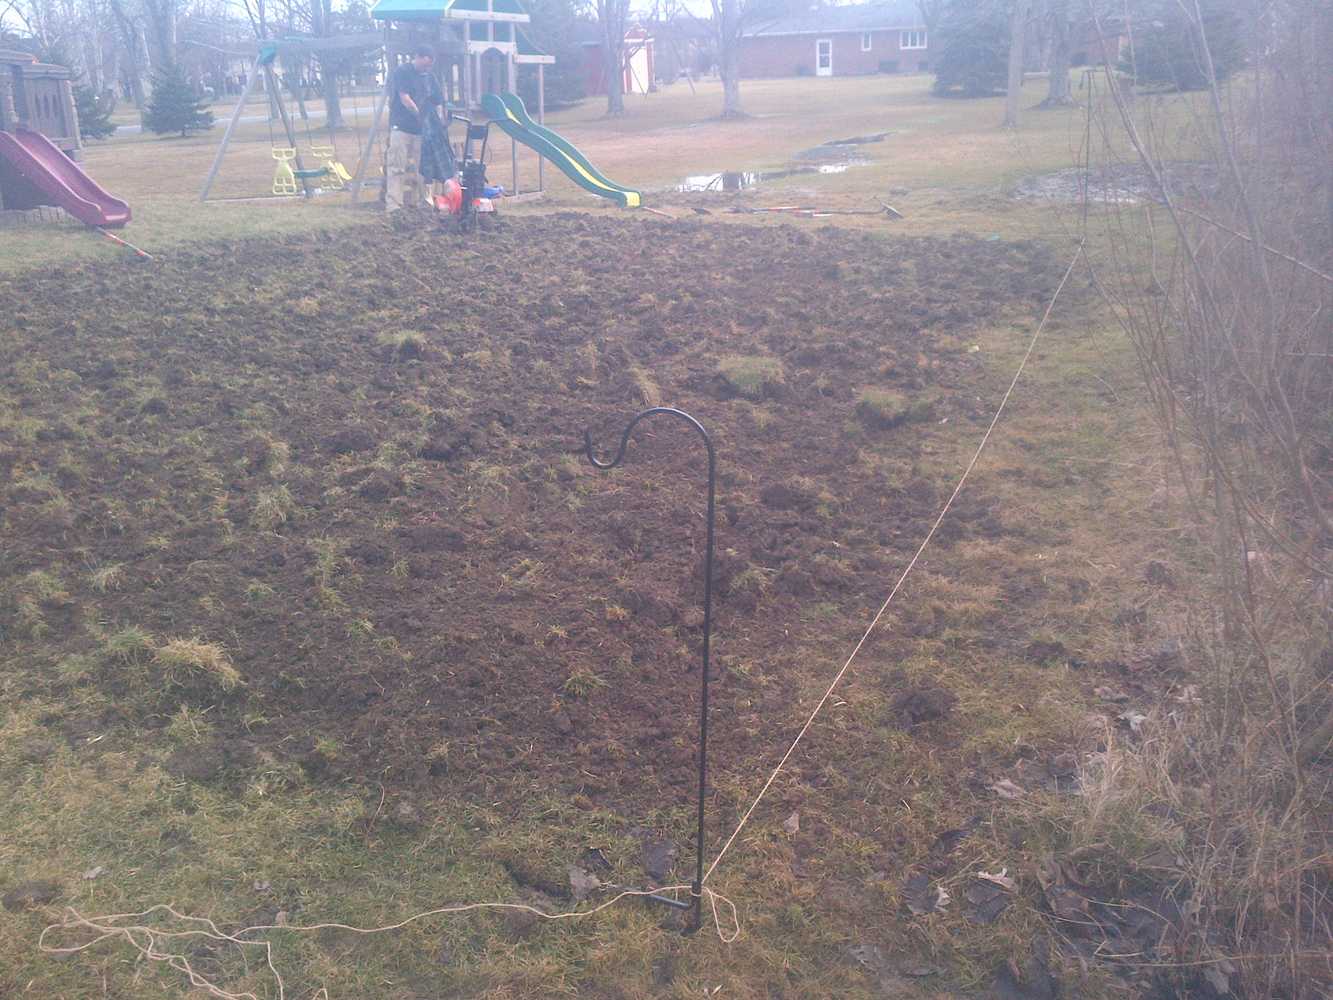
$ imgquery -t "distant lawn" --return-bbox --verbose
[2,74,1127,270]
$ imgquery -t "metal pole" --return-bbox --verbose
[584,407,715,933]
[536,63,544,192]
[200,60,261,201]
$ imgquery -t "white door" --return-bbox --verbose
[816,38,833,76]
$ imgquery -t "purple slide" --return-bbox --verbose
[0,128,130,228]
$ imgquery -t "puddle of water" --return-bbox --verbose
[676,161,862,193]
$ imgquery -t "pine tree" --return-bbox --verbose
[143,62,215,137]
[1122,0,1243,91]
[932,0,1009,98]
[74,85,118,140]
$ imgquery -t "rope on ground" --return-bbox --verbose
[703,240,1085,885]
[39,887,741,1000]
[37,241,1083,997]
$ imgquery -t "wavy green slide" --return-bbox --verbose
[482,92,641,209]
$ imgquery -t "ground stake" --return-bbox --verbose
[584,407,716,933]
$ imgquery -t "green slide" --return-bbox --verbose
[481,92,641,209]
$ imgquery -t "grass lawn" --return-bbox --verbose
[0,71,1195,1000]
[1,73,1129,269]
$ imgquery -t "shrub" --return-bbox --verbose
[931,0,1008,97]
[1120,0,1244,90]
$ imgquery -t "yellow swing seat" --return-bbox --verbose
[310,145,351,189]
[272,147,299,195]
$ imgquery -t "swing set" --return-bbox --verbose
[199,34,383,202]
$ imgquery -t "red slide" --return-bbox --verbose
[0,128,130,228]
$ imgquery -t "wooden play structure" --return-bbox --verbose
[1,49,130,226]
[348,0,556,203]
[0,49,81,155]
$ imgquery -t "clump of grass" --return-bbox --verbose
[628,365,662,407]
[88,564,125,593]
[855,387,936,430]
[244,581,275,603]
[154,638,243,691]
[11,570,71,638]
[377,330,426,360]
[104,624,155,663]
[250,485,296,530]
[166,704,214,743]
[717,354,784,400]
[562,669,607,698]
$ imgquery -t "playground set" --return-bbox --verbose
[0,49,130,228]
[199,0,641,218]
[1,0,644,239]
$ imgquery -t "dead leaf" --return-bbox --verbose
[1119,710,1148,732]
[991,778,1026,800]
[976,868,1017,890]
[568,865,600,902]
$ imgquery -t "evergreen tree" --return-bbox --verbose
[932,0,1009,97]
[74,85,118,140]
[143,62,215,137]
[1122,0,1243,90]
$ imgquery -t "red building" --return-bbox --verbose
[579,25,656,96]
[740,1,931,79]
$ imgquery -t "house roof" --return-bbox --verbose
[371,0,529,23]
[742,1,925,38]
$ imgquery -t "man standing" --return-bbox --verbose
[385,45,444,214]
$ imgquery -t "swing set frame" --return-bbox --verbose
[198,33,384,203]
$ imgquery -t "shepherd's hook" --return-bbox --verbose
[583,407,716,934]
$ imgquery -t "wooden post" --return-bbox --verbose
[200,62,262,201]
[349,88,388,203]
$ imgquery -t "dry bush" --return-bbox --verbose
[1076,0,1332,995]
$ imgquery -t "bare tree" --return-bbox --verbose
[1036,0,1073,106]
[140,0,177,68]
[107,0,146,105]
[595,0,628,115]
[1001,0,1027,125]
[711,0,744,118]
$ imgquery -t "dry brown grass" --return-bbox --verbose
[153,638,243,691]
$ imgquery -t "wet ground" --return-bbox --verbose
[1012,162,1220,204]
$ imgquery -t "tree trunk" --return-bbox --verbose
[1040,2,1074,107]
[1003,0,1028,127]
[108,0,146,108]
[717,0,743,118]
[310,0,343,129]
[601,4,626,116]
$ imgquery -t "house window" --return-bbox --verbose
[861,32,873,51]
[901,29,927,49]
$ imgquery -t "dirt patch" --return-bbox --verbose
[0,215,1070,820]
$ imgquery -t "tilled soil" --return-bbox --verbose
[1,215,1066,824]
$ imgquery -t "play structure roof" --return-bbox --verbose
[371,0,529,23]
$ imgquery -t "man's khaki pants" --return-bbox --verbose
[386,128,426,213]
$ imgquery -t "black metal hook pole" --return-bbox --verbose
[584,407,715,933]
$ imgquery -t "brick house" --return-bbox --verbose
[739,1,932,79]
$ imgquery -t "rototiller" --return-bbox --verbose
[434,114,503,232]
